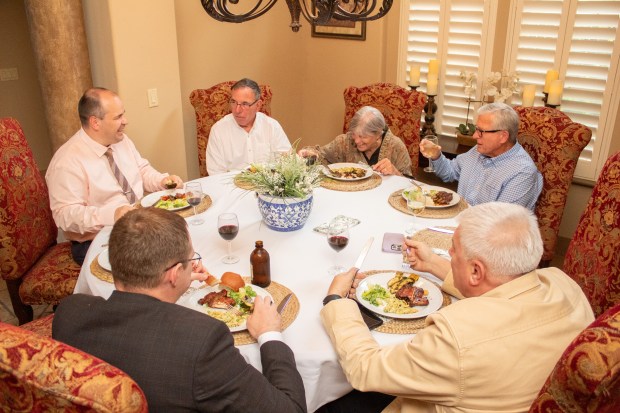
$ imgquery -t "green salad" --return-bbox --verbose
[361,284,391,306]
[229,285,257,312]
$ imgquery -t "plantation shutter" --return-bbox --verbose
[505,0,620,180]
[405,0,494,136]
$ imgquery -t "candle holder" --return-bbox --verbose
[408,85,419,91]
[421,94,438,137]
[542,92,561,108]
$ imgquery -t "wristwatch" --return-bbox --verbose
[322,294,342,306]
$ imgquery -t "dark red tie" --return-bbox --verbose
[104,148,137,204]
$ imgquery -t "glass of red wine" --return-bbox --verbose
[185,182,204,225]
[218,213,239,264]
[326,222,349,276]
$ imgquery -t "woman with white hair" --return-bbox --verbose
[306,106,412,176]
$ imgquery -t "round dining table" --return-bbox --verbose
[73,171,457,412]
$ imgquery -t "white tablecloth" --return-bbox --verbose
[73,172,456,412]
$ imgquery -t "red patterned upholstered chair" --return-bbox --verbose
[514,106,591,266]
[563,150,620,318]
[343,83,427,175]
[190,81,273,177]
[0,321,148,412]
[19,313,54,337]
[528,303,620,413]
[0,117,80,325]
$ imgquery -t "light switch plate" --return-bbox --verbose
[147,88,158,107]
[0,67,19,81]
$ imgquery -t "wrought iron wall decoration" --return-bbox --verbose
[200,0,393,32]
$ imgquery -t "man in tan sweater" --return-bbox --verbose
[319,202,593,413]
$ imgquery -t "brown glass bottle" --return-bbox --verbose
[250,240,271,287]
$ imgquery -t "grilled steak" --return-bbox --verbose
[395,284,429,307]
[431,191,453,206]
[198,290,235,308]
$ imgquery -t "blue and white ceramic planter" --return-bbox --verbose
[257,193,313,232]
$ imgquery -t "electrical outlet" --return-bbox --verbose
[0,67,19,81]
[147,88,159,107]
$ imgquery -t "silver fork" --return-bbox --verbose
[224,304,242,316]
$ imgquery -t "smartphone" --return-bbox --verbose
[356,301,384,330]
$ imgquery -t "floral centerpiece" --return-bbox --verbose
[235,149,323,231]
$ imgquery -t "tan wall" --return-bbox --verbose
[0,0,52,169]
[83,0,187,180]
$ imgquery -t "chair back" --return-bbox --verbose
[0,321,148,412]
[514,106,591,265]
[528,303,620,413]
[563,150,620,317]
[343,83,426,173]
[190,81,273,177]
[0,117,57,281]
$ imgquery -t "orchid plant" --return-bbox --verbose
[457,70,520,136]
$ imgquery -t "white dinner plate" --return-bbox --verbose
[356,272,443,319]
[140,190,191,211]
[402,185,460,209]
[97,248,111,272]
[324,163,373,181]
[178,285,273,332]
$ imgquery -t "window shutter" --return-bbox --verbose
[406,0,492,136]
[505,0,620,180]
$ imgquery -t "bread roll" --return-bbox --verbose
[220,272,245,291]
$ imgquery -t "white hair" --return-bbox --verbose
[456,202,543,278]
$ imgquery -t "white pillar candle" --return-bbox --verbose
[409,65,421,86]
[547,80,564,105]
[428,59,440,76]
[543,69,559,93]
[427,75,438,95]
[522,84,536,107]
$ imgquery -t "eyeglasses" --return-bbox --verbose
[229,98,259,109]
[164,251,202,272]
[474,127,503,136]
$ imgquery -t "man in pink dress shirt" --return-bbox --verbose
[45,87,183,264]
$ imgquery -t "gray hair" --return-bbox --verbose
[231,78,261,100]
[477,102,519,144]
[456,202,542,278]
[348,106,387,137]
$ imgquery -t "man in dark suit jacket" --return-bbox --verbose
[53,207,306,412]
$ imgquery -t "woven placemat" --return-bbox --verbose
[233,278,300,346]
[321,173,382,192]
[388,189,468,219]
[410,227,456,251]
[137,195,213,218]
[91,254,113,283]
[85,267,299,346]
[359,270,452,335]
[233,174,255,191]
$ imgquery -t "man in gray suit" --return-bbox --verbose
[53,207,306,412]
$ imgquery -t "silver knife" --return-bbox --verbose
[346,237,374,298]
[277,293,293,314]
[353,237,374,271]
[427,226,455,235]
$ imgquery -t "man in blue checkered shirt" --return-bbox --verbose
[420,102,542,211]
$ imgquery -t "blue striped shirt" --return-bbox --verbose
[431,143,543,211]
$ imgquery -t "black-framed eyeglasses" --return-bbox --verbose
[164,251,202,272]
[474,127,503,136]
[229,98,259,109]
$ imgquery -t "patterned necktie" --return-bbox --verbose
[104,148,137,204]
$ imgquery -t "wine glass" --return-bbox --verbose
[185,182,204,225]
[421,135,440,173]
[402,186,427,267]
[326,222,349,276]
[218,213,239,264]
